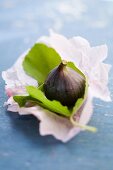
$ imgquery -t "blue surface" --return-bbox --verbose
[0,0,113,170]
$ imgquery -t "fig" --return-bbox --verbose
[44,61,85,107]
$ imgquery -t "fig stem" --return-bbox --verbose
[58,60,67,71]
[62,60,67,65]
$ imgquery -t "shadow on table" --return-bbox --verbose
[4,109,97,156]
[5,109,62,147]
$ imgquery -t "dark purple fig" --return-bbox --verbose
[43,61,85,107]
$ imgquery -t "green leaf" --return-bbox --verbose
[13,86,71,117]
[13,42,97,132]
[16,43,88,121]
[26,86,71,117]
[23,43,61,85]
[13,96,32,107]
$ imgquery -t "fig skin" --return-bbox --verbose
[43,61,85,107]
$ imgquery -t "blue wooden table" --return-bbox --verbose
[0,0,113,170]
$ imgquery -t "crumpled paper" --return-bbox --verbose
[2,30,111,142]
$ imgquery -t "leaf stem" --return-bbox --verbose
[71,118,97,132]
